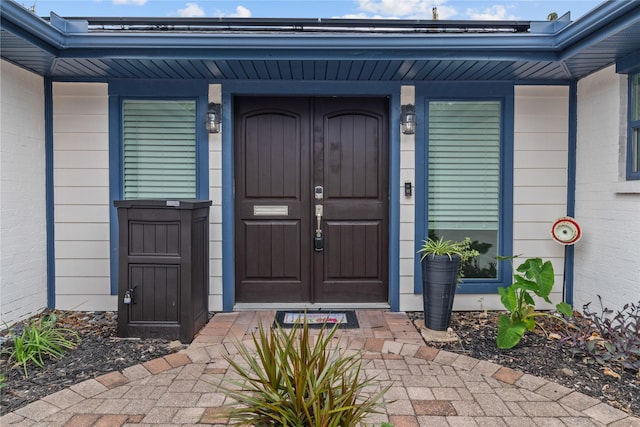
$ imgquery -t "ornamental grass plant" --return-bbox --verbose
[3,313,80,377]
[217,319,390,427]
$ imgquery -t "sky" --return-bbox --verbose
[25,0,604,21]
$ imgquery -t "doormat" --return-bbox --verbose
[273,311,359,329]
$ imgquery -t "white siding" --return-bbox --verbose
[52,82,111,311]
[208,84,224,310]
[399,86,421,311]
[0,60,47,326]
[511,86,569,309]
[574,65,640,313]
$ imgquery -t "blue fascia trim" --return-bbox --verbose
[57,46,560,64]
[3,0,638,74]
[220,80,402,311]
[107,79,210,295]
[413,81,514,295]
[50,77,109,83]
[0,1,65,50]
[556,1,640,55]
[564,81,578,307]
[616,51,640,75]
[45,77,55,309]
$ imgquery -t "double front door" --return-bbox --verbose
[234,96,389,303]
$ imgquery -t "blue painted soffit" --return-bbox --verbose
[1,0,639,81]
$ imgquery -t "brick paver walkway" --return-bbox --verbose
[2,311,638,426]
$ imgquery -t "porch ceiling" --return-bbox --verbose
[1,0,639,82]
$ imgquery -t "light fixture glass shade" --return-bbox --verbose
[401,104,416,135]
[206,102,221,133]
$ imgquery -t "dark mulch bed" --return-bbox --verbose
[1,310,638,418]
[0,310,184,415]
[410,311,639,417]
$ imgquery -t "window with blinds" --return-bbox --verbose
[428,100,501,278]
[122,100,197,199]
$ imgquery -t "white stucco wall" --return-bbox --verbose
[0,59,48,326]
[53,82,112,310]
[574,65,640,313]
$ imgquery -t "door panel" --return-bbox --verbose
[235,98,311,302]
[313,98,388,302]
[235,96,388,303]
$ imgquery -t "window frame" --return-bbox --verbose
[414,82,514,294]
[627,72,640,180]
[108,80,210,295]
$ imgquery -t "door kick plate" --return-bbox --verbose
[253,205,289,216]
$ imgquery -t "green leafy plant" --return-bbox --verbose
[497,257,573,349]
[560,297,640,371]
[418,236,479,262]
[217,319,391,426]
[3,313,80,377]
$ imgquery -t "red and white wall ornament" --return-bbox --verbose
[551,217,582,245]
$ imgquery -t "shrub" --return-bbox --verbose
[3,313,80,377]
[497,257,573,349]
[560,297,640,371]
[217,319,390,426]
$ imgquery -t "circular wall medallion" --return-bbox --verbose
[551,217,582,245]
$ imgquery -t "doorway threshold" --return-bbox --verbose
[233,302,390,311]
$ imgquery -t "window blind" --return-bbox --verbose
[428,101,500,231]
[123,100,196,199]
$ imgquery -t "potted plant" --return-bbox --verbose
[418,237,478,331]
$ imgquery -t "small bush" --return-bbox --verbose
[217,319,390,426]
[560,297,640,371]
[3,313,80,377]
[497,257,573,349]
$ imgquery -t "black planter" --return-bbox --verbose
[421,254,461,331]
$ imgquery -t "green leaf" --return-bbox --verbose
[498,286,515,312]
[524,317,536,331]
[497,314,527,349]
[513,275,539,293]
[522,292,535,307]
[556,302,573,317]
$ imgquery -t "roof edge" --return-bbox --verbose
[556,0,640,48]
[0,0,65,48]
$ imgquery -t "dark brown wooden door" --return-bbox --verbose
[234,97,388,303]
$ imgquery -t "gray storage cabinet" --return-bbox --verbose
[114,200,212,343]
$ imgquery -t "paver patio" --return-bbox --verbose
[1,311,638,426]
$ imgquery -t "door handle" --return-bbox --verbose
[314,204,324,251]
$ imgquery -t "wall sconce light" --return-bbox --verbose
[401,104,416,135]
[206,102,221,134]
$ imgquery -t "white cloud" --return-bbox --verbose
[112,0,147,5]
[465,5,518,20]
[231,5,251,17]
[177,2,205,17]
[355,0,457,19]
